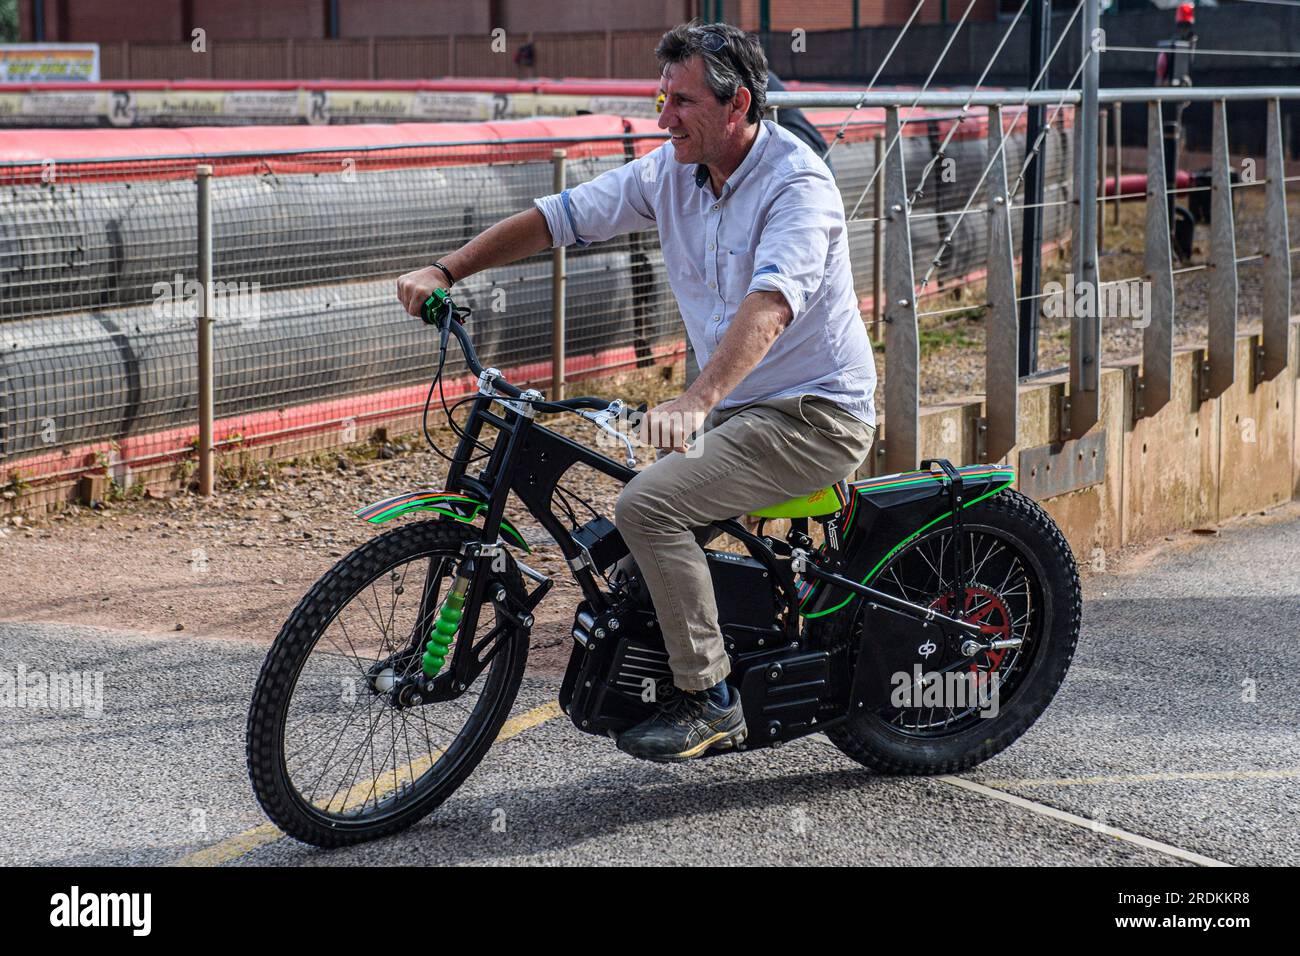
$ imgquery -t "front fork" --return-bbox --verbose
[388,539,549,709]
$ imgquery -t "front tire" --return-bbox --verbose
[825,489,1081,774]
[246,520,529,847]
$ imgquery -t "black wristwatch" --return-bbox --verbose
[432,260,457,286]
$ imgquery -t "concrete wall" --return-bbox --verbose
[889,319,1300,563]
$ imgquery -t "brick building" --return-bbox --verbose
[20,0,1000,42]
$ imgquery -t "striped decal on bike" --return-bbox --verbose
[353,491,531,551]
[355,491,481,523]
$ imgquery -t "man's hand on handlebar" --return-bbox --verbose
[639,396,708,455]
[397,264,452,318]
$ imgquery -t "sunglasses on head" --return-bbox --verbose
[695,28,729,54]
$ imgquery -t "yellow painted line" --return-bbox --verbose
[498,699,564,738]
[939,776,1232,867]
[981,767,1300,789]
[174,699,564,867]
[175,822,283,867]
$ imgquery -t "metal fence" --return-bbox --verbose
[0,106,1073,493]
[3,72,1296,497]
[771,83,1299,473]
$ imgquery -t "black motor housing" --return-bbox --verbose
[558,547,840,748]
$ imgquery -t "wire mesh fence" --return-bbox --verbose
[0,108,1075,496]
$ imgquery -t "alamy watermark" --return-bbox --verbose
[1,663,104,717]
[152,273,262,329]
[1042,272,1151,329]
[890,665,1001,718]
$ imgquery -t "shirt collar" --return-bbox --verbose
[693,120,770,199]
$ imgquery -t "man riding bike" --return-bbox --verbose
[396,21,878,762]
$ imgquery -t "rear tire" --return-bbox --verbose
[246,520,529,847]
[825,489,1080,774]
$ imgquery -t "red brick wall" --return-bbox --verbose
[24,0,182,42]
[503,0,696,33]
[190,0,326,40]
[337,0,490,37]
[21,0,997,43]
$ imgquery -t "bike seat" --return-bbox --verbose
[748,480,850,520]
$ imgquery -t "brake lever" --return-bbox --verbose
[582,400,638,469]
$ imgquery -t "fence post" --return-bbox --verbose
[983,105,1018,464]
[196,165,215,497]
[551,149,567,401]
[873,131,885,342]
[1137,100,1175,421]
[1098,106,1108,251]
[1205,99,1238,400]
[1068,0,1101,438]
[1261,97,1292,382]
[882,106,920,475]
[1111,101,1123,226]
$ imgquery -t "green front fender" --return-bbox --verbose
[354,490,531,553]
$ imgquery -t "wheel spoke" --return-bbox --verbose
[271,542,515,825]
[866,523,1042,736]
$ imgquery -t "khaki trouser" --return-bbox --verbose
[613,394,875,691]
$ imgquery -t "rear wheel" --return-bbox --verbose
[825,489,1080,774]
[246,520,529,847]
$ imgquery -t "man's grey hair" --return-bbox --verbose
[655,21,768,125]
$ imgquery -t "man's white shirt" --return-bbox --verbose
[534,119,878,426]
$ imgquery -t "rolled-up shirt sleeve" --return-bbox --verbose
[533,148,659,249]
[745,170,839,323]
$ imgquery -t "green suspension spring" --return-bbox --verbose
[422,575,469,677]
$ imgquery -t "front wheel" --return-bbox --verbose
[246,520,529,847]
[824,489,1081,774]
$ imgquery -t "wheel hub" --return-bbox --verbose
[930,586,1014,671]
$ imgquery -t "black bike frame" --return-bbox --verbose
[439,388,807,669]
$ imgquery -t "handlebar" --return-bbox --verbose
[420,287,632,417]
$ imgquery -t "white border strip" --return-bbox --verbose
[938,776,1232,867]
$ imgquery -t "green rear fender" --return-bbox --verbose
[354,490,531,553]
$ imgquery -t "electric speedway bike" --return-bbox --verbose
[246,290,1082,847]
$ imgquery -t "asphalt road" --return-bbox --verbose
[3,507,1298,866]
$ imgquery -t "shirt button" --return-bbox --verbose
[712,204,719,211]
[712,314,720,322]
[708,243,715,251]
